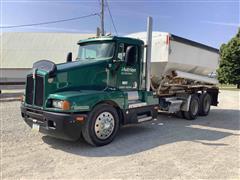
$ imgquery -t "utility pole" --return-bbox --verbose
[101,0,105,36]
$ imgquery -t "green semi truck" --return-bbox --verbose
[21,18,219,146]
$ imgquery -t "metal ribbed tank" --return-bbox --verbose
[127,32,219,81]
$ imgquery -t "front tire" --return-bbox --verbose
[82,104,119,146]
[183,95,200,120]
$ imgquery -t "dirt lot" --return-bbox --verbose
[1,90,239,179]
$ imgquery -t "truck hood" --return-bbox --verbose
[51,59,109,91]
[56,59,102,72]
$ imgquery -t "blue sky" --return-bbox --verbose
[0,0,239,48]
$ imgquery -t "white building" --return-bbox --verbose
[0,32,93,84]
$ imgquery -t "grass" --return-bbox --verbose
[218,84,240,91]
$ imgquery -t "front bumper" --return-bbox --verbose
[21,105,86,141]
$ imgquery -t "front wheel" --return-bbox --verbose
[183,95,200,120]
[82,104,119,146]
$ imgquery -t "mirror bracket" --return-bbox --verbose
[66,52,72,63]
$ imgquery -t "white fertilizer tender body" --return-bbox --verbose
[127,32,219,85]
[127,31,220,120]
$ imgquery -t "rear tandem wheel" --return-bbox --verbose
[183,94,200,120]
[199,92,212,116]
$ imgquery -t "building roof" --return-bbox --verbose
[0,32,94,69]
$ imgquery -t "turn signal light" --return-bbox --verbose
[62,100,71,110]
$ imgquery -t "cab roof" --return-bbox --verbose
[77,36,144,46]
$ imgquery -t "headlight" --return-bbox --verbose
[52,100,70,110]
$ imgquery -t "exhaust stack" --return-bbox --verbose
[145,16,153,91]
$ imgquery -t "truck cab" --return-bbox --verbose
[21,36,159,146]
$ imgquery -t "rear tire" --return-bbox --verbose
[175,111,185,118]
[82,104,119,146]
[183,95,200,120]
[199,93,212,116]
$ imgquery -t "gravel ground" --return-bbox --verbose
[1,90,240,179]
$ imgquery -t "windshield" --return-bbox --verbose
[77,42,115,61]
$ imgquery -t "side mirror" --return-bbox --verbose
[66,52,72,63]
[125,46,136,66]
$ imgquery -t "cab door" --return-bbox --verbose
[116,43,140,90]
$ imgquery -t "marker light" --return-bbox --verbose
[76,116,85,122]
[166,35,170,45]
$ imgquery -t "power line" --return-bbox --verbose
[0,13,99,29]
[105,0,118,35]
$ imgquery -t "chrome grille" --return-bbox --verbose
[25,74,44,106]
[34,75,44,106]
[26,75,34,105]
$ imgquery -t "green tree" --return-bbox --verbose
[217,28,240,88]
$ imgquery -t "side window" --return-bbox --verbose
[117,43,138,66]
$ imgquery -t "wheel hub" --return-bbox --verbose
[94,112,115,140]
[101,120,111,129]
